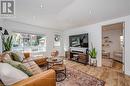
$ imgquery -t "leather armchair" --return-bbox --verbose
[13,69,56,86]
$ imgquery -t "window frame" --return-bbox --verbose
[11,31,47,55]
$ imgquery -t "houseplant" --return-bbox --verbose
[2,36,13,52]
[88,44,97,66]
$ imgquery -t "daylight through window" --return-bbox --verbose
[12,32,46,56]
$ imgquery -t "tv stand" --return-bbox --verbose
[65,51,89,65]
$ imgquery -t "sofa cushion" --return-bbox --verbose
[23,61,43,75]
[15,52,24,61]
[0,63,28,86]
[0,53,12,62]
[4,60,33,77]
[34,56,47,66]
[9,52,23,62]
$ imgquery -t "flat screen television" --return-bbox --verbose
[69,33,88,48]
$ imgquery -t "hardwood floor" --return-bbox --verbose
[112,60,123,73]
[64,60,130,86]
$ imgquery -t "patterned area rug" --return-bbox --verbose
[57,67,105,86]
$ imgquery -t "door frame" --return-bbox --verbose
[101,22,125,73]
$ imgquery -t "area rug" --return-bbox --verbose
[57,67,105,86]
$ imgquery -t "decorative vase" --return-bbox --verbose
[90,58,97,67]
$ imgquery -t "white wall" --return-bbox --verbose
[63,15,130,76]
[2,19,64,56]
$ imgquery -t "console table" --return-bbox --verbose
[65,51,89,65]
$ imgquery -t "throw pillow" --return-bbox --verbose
[0,63,28,86]
[4,60,33,77]
[9,52,22,62]
[0,53,12,62]
[16,52,24,61]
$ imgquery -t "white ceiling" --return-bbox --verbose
[7,0,130,30]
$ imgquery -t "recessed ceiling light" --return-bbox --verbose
[89,10,92,15]
[40,4,43,8]
[40,0,44,8]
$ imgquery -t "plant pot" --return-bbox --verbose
[90,58,97,67]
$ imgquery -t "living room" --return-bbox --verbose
[0,0,130,86]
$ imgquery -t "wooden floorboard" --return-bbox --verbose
[64,60,130,86]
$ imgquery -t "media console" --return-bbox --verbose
[65,50,89,65]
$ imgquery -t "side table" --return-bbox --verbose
[46,57,63,69]
[51,64,66,82]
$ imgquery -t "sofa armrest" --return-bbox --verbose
[12,69,56,86]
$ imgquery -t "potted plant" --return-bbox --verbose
[88,44,97,66]
[2,36,13,52]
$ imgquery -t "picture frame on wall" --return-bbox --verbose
[54,34,61,46]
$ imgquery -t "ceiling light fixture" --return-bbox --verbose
[40,4,43,8]
[89,10,92,15]
[40,0,44,8]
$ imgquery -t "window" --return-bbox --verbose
[12,32,46,56]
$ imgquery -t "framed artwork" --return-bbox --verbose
[54,34,61,46]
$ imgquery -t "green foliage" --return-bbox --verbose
[2,36,13,52]
[88,43,97,58]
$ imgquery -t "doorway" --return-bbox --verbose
[102,22,124,73]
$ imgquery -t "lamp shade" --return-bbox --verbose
[4,29,9,35]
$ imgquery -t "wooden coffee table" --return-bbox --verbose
[46,57,63,69]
